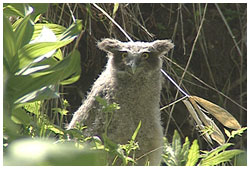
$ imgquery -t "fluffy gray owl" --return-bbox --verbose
[67,38,174,165]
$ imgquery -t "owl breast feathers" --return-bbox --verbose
[67,38,174,166]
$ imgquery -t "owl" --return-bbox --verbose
[67,38,174,165]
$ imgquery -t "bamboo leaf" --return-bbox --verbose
[191,96,241,130]
[189,97,225,145]
[182,100,213,144]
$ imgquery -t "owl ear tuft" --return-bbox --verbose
[97,38,123,53]
[150,40,174,55]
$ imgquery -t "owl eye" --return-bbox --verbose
[141,52,150,59]
[121,52,128,59]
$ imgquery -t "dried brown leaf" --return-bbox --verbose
[191,96,241,130]
[189,97,225,145]
[183,99,213,144]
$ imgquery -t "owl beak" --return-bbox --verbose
[131,62,137,74]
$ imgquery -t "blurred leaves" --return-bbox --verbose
[4,138,106,166]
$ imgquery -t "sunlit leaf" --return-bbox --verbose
[131,121,141,141]
[186,140,199,166]
[58,19,82,41]
[17,40,72,70]
[113,3,119,16]
[33,23,66,40]
[199,143,243,166]
[3,14,18,73]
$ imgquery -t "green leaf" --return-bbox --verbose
[113,3,119,16]
[199,149,243,166]
[14,14,34,50]
[33,23,66,40]
[131,121,141,141]
[180,137,190,165]
[15,85,60,104]
[10,49,81,104]
[186,140,199,166]
[45,124,64,135]
[11,107,31,125]
[58,19,82,41]
[172,130,182,161]
[3,3,49,21]
[231,127,247,138]
[60,50,81,85]
[224,128,231,138]
[203,143,233,160]
[3,14,18,73]
[23,101,41,116]
[17,40,73,70]
[28,3,49,21]
[3,3,26,17]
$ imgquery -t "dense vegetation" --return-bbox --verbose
[3,3,247,166]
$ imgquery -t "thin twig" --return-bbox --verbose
[164,57,247,111]
[92,3,133,42]
[215,4,243,58]
[164,3,208,136]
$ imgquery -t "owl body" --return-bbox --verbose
[67,39,174,165]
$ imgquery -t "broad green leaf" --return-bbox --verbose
[58,19,82,41]
[202,143,233,160]
[199,149,243,166]
[15,85,60,104]
[17,39,73,70]
[3,3,26,17]
[28,3,49,21]
[3,14,18,73]
[60,50,81,85]
[186,140,199,166]
[33,23,66,40]
[3,3,48,21]
[11,107,31,125]
[14,14,34,50]
[10,49,81,104]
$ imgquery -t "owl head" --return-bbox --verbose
[97,38,174,75]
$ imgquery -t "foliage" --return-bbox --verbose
[3,2,83,163]
[162,130,245,166]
